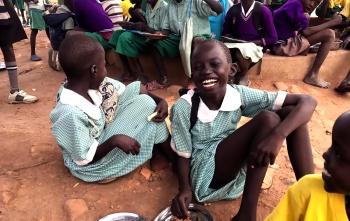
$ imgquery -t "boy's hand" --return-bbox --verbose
[153,99,168,122]
[170,189,192,219]
[330,13,342,25]
[249,131,284,167]
[131,22,147,31]
[111,134,141,155]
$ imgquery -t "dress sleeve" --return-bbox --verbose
[234,85,287,118]
[170,99,193,158]
[51,110,99,166]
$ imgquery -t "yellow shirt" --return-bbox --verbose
[341,1,350,19]
[265,174,349,221]
[330,0,348,9]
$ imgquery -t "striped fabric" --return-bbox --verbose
[101,0,123,31]
[0,0,11,25]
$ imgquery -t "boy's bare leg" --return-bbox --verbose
[118,54,137,82]
[149,45,169,85]
[210,111,281,221]
[129,57,149,84]
[276,106,314,179]
[30,29,38,56]
[304,29,335,88]
[235,50,252,86]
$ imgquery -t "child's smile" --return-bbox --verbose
[202,78,218,88]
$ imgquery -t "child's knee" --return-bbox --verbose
[256,111,281,129]
[323,29,336,42]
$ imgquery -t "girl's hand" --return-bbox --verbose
[111,134,141,155]
[249,131,284,168]
[330,13,342,25]
[170,188,192,219]
[153,99,168,122]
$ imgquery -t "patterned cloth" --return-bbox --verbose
[145,0,168,30]
[50,78,170,182]
[170,85,287,202]
[101,0,124,31]
[161,0,217,36]
[0,0,11,25]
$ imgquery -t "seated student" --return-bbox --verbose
[265,110,350,221]
[316,0,347,18]
[100,0,124,31]
[72,0,115,49]
[272,0,342,89]
[108,0,168,85]
[221,0,277,86]
[50,34,175,183]
[170,40,316,221]
[209,0,232,40]
[43,0,75,71]
[146,0,223,90]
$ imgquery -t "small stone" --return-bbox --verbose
[290,84,301,94]
[314,158,324,169]
[326,130,332,135]
[63,199,88,221]
[273,82,289,91]
[0,191,16,204]
[140,168,152,180]
[83,190,101,202]
[284,178,296,186]
[32,88,37,92]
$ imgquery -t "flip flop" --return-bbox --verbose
[145,80,169,91]
[334,84,350,93]
[30,55,42,61]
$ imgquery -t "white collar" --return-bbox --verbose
[181,85,241,123]
[60,87,102,120]
[241,1,255,17]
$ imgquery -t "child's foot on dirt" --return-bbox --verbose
[303,76,331,88]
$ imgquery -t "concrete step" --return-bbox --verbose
[106,48,350,87]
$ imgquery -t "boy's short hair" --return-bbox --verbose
[58,34,103,79]
[192,39,232,63]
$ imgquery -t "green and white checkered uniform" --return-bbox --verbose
[50,78,169,182]
[170,85,287,202]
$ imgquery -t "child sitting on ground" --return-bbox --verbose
[272,0,342,89]
[169,39,316,221]
[221,0,277,86]
[50,34,174,183]
[146,0,223,90]
[265,110,350,221]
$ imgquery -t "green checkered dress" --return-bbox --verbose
[50,78,169,182]
[170,85,284,202]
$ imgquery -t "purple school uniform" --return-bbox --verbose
[221,4,277,46]
[273,0,309,40]
[74,0,114,33]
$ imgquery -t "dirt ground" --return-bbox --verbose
[0,30,350,221]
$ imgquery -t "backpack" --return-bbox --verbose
[230,2,265,39]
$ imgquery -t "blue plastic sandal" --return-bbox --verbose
[30,55,42,61]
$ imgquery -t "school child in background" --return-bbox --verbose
[221,0,277,86]
[50,34,175,183]
[0,0,38,103]
[15,0,27,25]
[316,0,347,18]
[146,0,223,90]
[24,0,48,61]
[170,39,316,221]
[43,0,75,71]
[209,0,232,40]
[108,0,168,84]
[272,0,342,89]
[339,1,350,50]
[265,110,350,221]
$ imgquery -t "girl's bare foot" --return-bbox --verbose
[304,75,331,88]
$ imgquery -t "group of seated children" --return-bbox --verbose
[49,32,349,221]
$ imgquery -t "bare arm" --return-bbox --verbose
[300,13,342,37]
[318,0,330,19]
[203,0,224,14]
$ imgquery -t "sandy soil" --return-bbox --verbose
[0,30,350,221]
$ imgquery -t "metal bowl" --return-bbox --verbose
[154,203,214,221]
[99,212,148,221]
[309,40,344,53]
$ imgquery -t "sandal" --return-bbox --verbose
[30,55,42,61]
[335,84,350,93]
[145,80,169,91]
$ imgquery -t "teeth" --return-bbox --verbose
[323,168,331,177]
[202,79,217,84]
[203,83,216,88]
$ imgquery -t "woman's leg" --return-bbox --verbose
[304,29,335,88]
[234,49,252,86]
[211,111,281,221]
